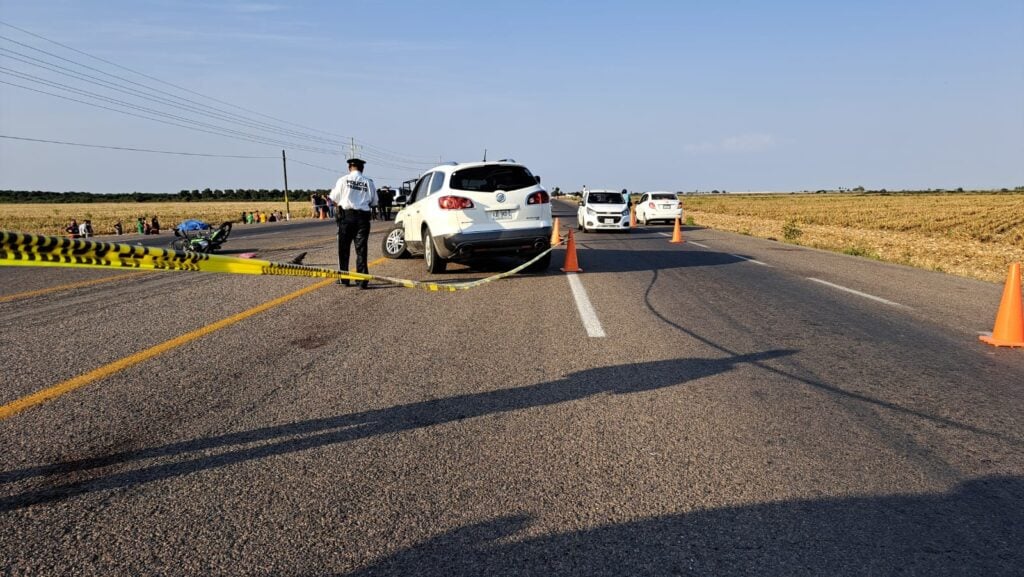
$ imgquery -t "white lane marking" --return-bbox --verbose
[689,241,710,248]
[729,254,771,266]
[808,278,903,307]
[566,273,606,338]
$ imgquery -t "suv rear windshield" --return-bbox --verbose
[589,193,624,204]
[450,165,537,192]
[652,194,677,201]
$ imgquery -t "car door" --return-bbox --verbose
[637,194,649,220]
[403,172,434,244]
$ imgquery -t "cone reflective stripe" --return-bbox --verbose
[560,229,582,273]
[550,217,561,247]
[980,262,1024,347]
[669,217,684,243]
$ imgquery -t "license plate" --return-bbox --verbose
[490,209,513,221]
[600,217,616,223]
[660,204,673,209]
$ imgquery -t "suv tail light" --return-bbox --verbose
[527,191,550,205]
[648,202,655,209]
[438,195,474,210]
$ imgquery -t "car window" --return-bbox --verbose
[588,192,624,204]
[411,173,432,203]
[450,165,536,192]
[640,194,648,202]
[429,171,445,194]
[652,194,676,201]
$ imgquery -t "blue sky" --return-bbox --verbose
[0,0,1021,193]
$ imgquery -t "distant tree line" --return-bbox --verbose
[0,189,329,203]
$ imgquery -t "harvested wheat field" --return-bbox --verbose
[0,201,313,237]
[682,192,1024,283]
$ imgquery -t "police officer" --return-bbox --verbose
[329,158,377,288]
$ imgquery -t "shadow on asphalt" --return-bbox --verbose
[640,268,1020,445]
[334,475,1024,576]
[0,350,796,511]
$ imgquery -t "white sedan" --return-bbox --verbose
[635,191,682,225]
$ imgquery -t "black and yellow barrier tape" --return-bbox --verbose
[0,231,562,293]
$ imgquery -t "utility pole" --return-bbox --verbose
[282,150,290,220]
[349,137,360,159]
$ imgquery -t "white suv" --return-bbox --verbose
[381,161,553,273]
[577,189,630,233]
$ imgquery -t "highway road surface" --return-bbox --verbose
[1,200,1022,576]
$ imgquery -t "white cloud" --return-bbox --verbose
[684,133,777,153]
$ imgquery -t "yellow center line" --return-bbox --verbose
[0,256,388,420]
[0,272,151,304]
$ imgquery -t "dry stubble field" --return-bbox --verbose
[1,193,1022,283]
[0,201,313,236]
[682,192,1024,283]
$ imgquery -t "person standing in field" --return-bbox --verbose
[65,219,79,237]
[329,158,376,289]
[114,221,123,235]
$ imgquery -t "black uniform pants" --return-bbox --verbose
[337,209,372,280]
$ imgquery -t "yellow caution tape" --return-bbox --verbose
[0,230,562,293]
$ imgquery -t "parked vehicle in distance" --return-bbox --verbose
[382,161,553,273]
[635,191,683,225]
[394,179,417,208]
[576,189,630,233]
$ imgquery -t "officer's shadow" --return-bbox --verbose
[0,350,795,511]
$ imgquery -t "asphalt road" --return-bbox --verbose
[1,200,1022,576]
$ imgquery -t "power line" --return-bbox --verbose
[0,45,348,147]
[0,134,277,158]
[287,158,340,173]
[0,74,343,155]
[0,21,439,165]
[0,64,432,171]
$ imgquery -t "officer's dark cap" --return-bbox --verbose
[346,158,366,169]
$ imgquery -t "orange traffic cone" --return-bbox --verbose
[980,262,1024,347]
[560,229,583,273]
[550,217,561,247]
[629,205,637,228]
[669,217,684,243]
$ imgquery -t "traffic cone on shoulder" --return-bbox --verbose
[629,205,637,228]
[980,262,1024,347]
[669,217,684,243]
[551,217,561,247]
[561,229,583,273]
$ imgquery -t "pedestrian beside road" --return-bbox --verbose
[114,221,123,235]
[329,158,376,289]
[78,220,92,238]
[136,217,145,234]
[65,219,79,238]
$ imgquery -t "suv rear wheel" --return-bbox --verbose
[423,226,447,273]
[524,251,551,273]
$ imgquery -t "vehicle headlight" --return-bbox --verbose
[621,209,629,216]
[586,207,596,215]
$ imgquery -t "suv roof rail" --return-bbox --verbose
[497,158,516,163]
